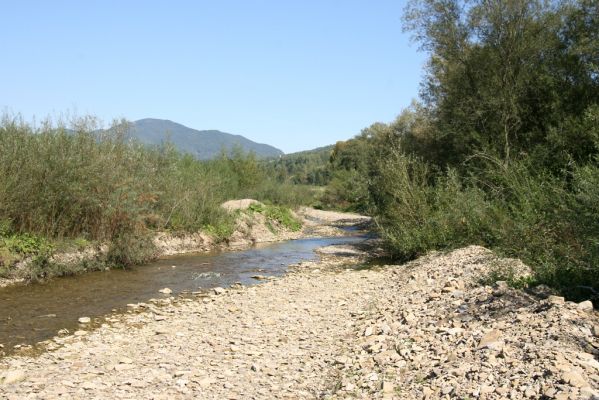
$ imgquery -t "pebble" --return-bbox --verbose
[213,287,225,295]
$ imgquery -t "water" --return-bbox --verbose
[0,235,365,352]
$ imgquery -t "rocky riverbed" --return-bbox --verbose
[1,234,598,398]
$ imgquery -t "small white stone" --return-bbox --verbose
[213,287,225,295]
[577,300,593,313]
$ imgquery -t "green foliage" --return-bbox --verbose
[323,0,599,301]
[320,123,392,212]
[368,143,599,299]
[3,234,54,257]
[401,0,599,170]
[0,115,312,280]
[264,206,302,232]
[264,146,333,186]
[247,203,302,232]
[203,219,236,242]
[371,151,492,260]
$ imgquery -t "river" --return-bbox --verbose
[0,235,365,353]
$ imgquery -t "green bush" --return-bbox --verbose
[369,149,599,301]
[0,115,313,280]
[371,151,492,260]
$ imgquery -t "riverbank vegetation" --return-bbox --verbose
[320,0,599,301]
[0,116,312,280]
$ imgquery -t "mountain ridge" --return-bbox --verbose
[126,118,284,159]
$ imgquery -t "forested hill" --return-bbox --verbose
[127,118,283,159]
[264,145,334,185]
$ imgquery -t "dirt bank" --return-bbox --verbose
[1,239,598,399]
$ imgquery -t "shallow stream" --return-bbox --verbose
[0,235,364,352]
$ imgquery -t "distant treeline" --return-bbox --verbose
[320,0,599,301]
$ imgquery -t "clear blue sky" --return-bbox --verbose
[1,1,426,153]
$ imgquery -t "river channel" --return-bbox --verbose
[0,235,365,352]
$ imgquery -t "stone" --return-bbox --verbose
[441,385,454,395]
[577,301,593,313]
[78,317,91,324]
[334,356,350,366]
[382,381,394,393]
[580,387,599,398]
[1,370,26,385]
[562,371,588,388]
[213,287,225,295]
[548,295,565,305]
[198,377,216,388]
[480,385,495,394]
[158,288,172,294]
[478,329,503,350]
[2,243,598,399]
[81,381,98,390]
[114,363,135,371]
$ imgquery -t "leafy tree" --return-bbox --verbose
[402,0,598,169]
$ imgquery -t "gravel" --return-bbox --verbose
[1,240,597,399]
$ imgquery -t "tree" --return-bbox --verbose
[402,0,598,170]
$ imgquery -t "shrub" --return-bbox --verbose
[0,114,313,279]
[371,149,493,260]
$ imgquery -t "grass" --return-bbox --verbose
[247,203,303,232]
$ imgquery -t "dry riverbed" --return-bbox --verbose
[1,217,599,398]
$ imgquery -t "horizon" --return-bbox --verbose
[1,1,426,153]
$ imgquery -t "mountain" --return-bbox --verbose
[126,118,284,159]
